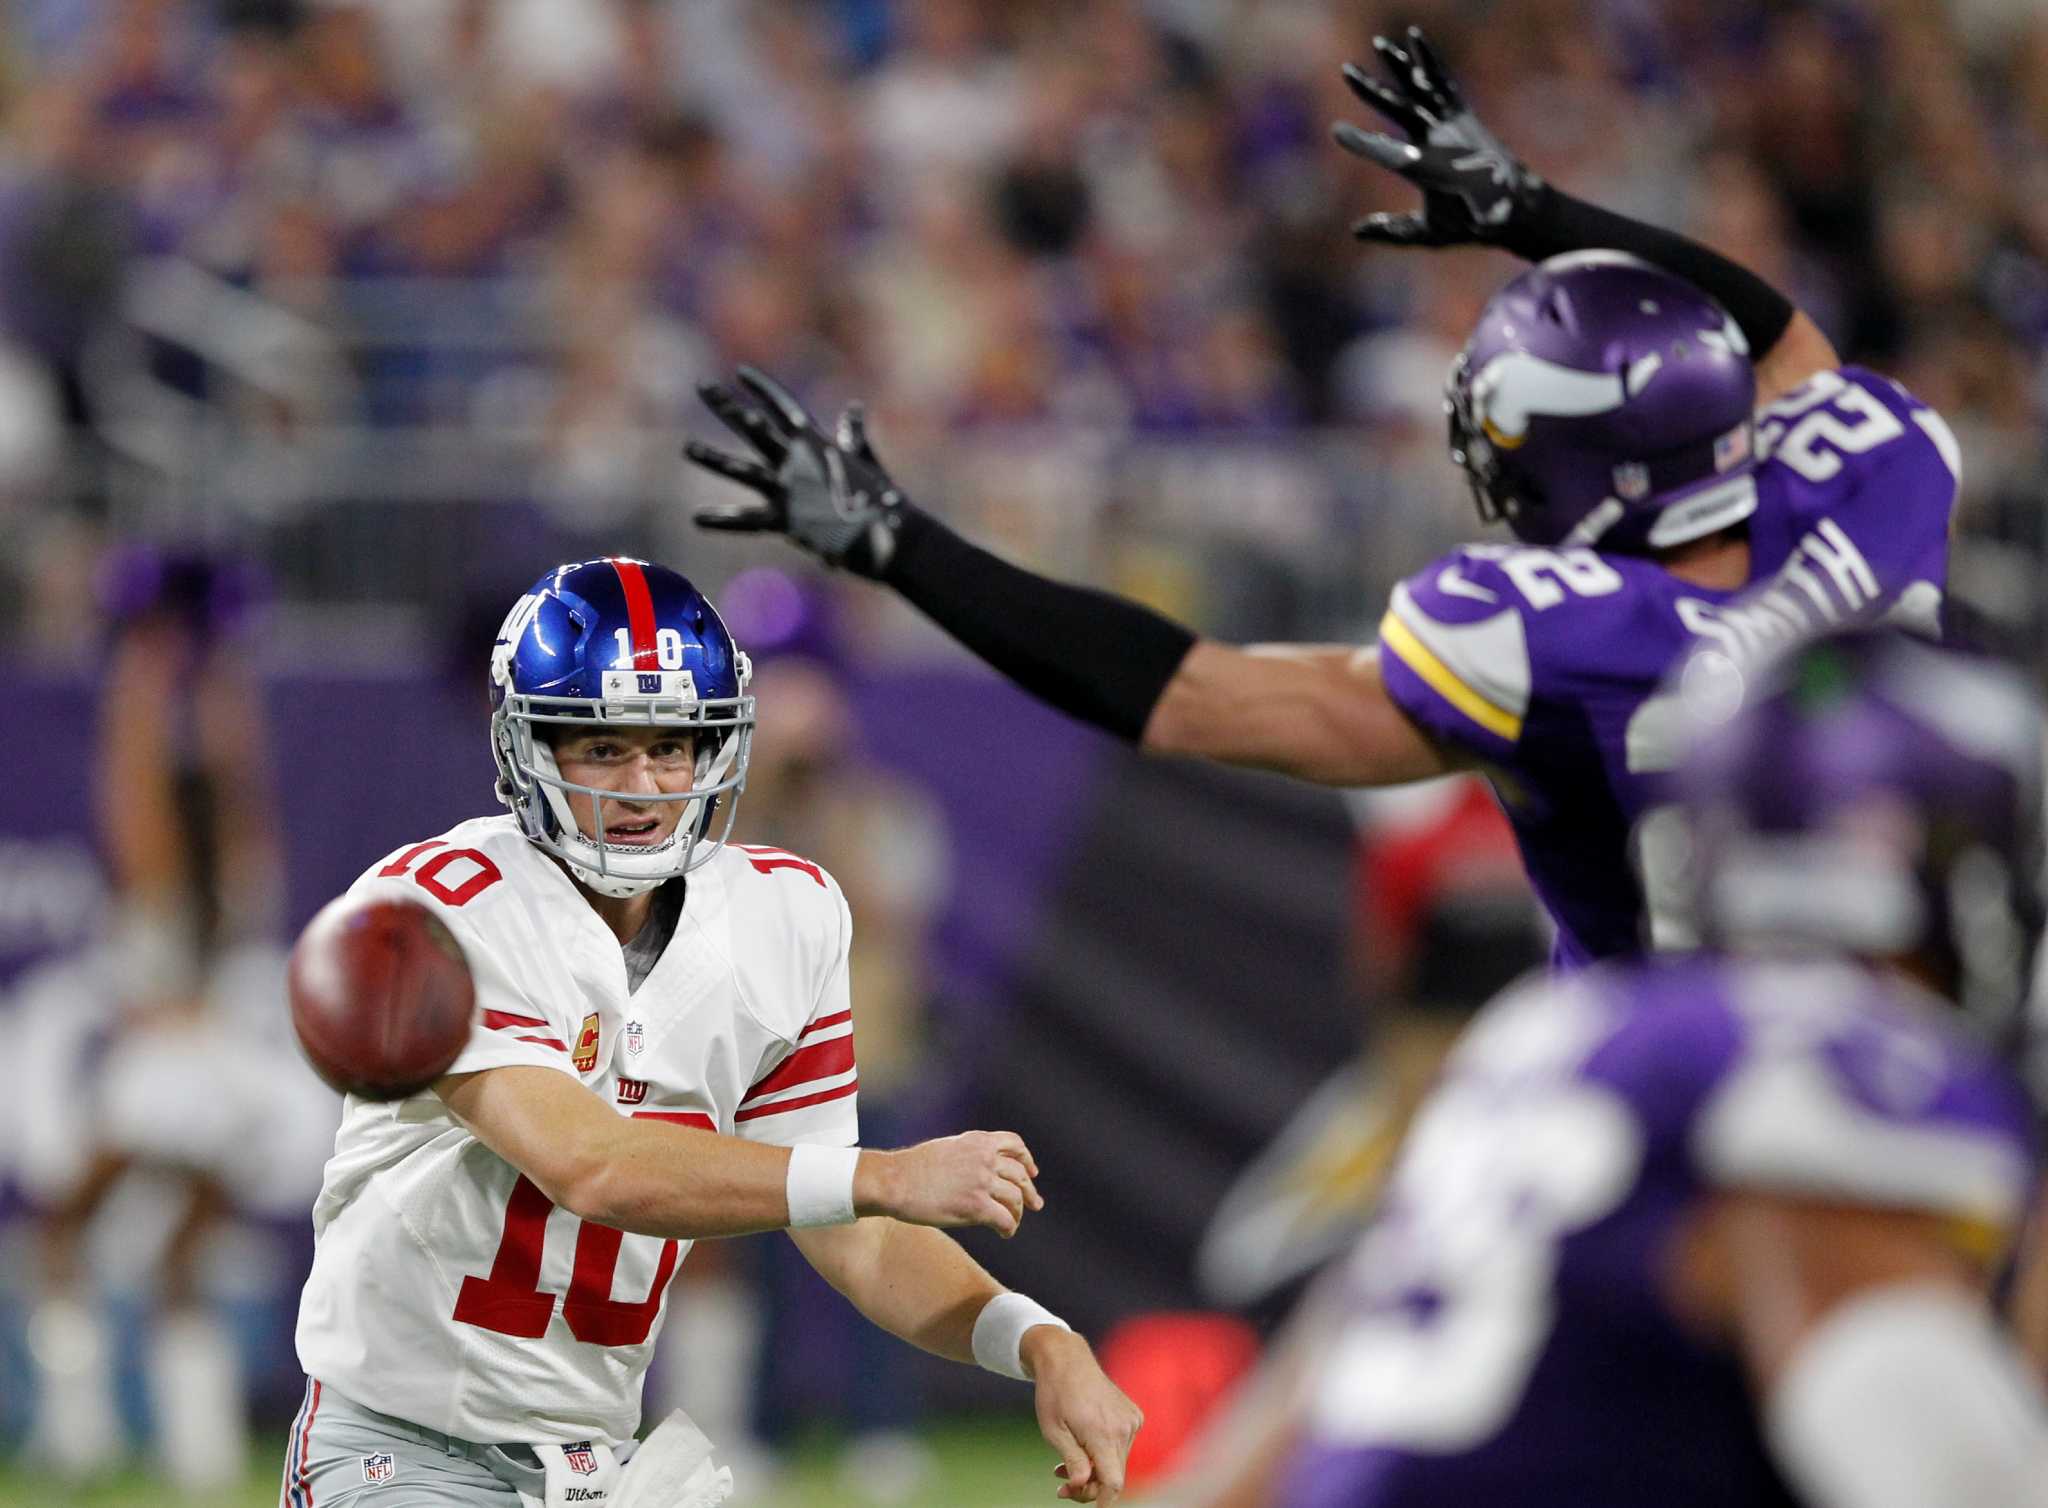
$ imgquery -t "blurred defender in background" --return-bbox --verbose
[1153,632,2048,1508]
[9,550,334,1490]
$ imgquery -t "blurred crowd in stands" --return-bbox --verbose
[2,0,2047,654]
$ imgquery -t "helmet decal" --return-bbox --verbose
[1469,350,1632,446]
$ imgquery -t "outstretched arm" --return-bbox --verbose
[793,1219,1142,1502]
[686,370,1455,788]
[436,1065,1041,1240]
[1144,641,1452,784]
[1335,26,1839,403]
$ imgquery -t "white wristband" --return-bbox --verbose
[972,1292,1070,1381]
[784,1145,859,1228]
[1767,1282,2048,1508]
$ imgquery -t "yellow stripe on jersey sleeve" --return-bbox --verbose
[1379,608,1524,742]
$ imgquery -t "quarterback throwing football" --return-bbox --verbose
[285,558,1140,1506]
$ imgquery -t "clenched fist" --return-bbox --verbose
[857,1131,1044,1237]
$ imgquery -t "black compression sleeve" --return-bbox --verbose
[879,504,1197,743]
[1502,184,1796,355]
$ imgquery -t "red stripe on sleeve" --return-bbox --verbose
[515,1035,569,1052]
[633,1111,716,1131]
[610,558,661,670]
[743,1033,856,1104]
[483,1009,548,1031]
[734,1077,858,1122]
[801,1009,853,1039]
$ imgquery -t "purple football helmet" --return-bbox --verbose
[1447,252,1759,552]
[1678,632,2045,1037]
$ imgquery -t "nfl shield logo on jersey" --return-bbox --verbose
[564,1442,599,1476]
[362,1453,396,1485]
[1613,461,1651,501]
[625,1020,644,1057]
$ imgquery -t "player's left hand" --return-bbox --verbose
[1023,1328,1143,1502]
[685,368,908,580]
[1332,25,1543,247]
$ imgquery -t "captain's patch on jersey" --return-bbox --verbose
[574,1013,602,1074]
[362,1452,396,1485]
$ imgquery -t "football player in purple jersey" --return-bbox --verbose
[683,30,1962,969]
[1172,632,2048,1508]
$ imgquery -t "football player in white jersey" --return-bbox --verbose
[286,558,1141,1507]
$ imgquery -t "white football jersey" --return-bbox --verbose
[293,815,857,1447]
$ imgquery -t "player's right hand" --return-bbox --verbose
[1332,25,1543,248]
[859,1131,1044,1237]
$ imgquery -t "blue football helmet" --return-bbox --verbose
[489,558,754,897]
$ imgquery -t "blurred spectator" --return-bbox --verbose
[7,550,333,1490]
[0,0,2044,648]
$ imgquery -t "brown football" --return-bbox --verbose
[289,894,476,1101]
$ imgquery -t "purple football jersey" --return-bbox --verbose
[1285,958,2035,1508]
[1377,367,1958,965]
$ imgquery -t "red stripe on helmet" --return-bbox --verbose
[610,559,661,670]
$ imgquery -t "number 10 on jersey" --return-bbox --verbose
[455,1175,680,1347]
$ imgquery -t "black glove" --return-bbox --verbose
[1333,26,1544,248]
[686,367,908,579]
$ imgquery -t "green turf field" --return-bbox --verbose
[0,1418,1069,1507]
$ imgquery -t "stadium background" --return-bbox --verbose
[0,0,2044,1502]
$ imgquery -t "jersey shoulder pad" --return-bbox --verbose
[709,843,850,1034]
[345,818,584,1074]
[1758,367,1960,531]
[345,817,532,947]
[1380,543,1639,755]
[1379,546,1532,755]
[1690,961,2034,1235]
[1579,961,1752,1144]
[717,842,844,920]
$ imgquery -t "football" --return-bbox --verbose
[289,894,476,1101]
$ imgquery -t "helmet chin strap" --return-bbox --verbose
[564,847,673,899]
